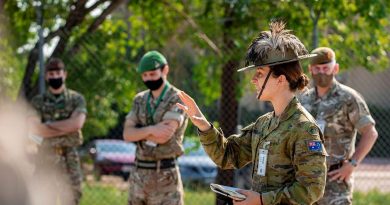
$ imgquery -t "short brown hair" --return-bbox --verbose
[270,61,309,91]
[45,58,65,72]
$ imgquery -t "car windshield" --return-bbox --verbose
[97,142,136,154]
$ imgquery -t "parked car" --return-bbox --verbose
[88,139,136,181]
[178,142,218,185]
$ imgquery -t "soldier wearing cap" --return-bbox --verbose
[177,21,327,205]
[123,51,188,205]
[28,58,87,205]
[299,47,378,205]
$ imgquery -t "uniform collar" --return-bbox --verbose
[315,79,340,101]
[278,96,300,122]
[45,87,68,101]
[267,97,300,132]
[149,81,171,104]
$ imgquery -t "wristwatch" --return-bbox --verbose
[348,158,358,167]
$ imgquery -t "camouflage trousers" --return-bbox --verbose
[315,175,353,205]
[128,166,183,205]
[35,146,83,205]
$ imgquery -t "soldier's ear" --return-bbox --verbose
[162,65,169,76]
[333,63,339,75]
[63,70,68,80]
[278,74,287,85]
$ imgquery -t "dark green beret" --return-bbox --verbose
[137,51,167,73]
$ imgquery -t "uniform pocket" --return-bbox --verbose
[158,169,178,190]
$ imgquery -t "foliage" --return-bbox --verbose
[0,4,24,99]
[3,0,390,139]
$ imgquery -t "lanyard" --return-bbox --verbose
[146,82,169,124]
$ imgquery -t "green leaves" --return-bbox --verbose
[3,0,390,139]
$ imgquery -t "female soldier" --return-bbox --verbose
[177,21,327,205]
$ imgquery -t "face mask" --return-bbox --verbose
[312,73,333,88]
[143,77,164,91]
[48,77,63,89]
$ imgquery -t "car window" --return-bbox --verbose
[187,148,207,156]
[97,142,136,154]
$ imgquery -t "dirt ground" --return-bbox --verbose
[85,157,390,193]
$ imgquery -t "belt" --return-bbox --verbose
[135,158,176,170]
[328,162,343,172]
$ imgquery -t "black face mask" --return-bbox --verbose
[143,77,164,91]
[48,77,64,89]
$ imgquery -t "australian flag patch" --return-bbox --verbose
[307,140,322,152]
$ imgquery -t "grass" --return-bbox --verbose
[80,183,214,205]
[80,183,388,205]
[80,184,127,205]
[354,189,390,205]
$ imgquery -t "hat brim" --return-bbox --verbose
[237,54,318,72]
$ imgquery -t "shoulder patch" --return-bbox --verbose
[307,140,322,152]
[308,126,318,135]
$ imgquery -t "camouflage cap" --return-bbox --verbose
[238,21,316,72]
[309,47,335,65]
[45,58,65,72]
[137,51,167,73]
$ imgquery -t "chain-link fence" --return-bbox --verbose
[18,28,390,205]
[0,5,383,203]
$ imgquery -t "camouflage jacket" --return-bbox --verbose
[299,80,375,166]
[31,88,87,147]
[126,82,188,160]
[199,97,327,205]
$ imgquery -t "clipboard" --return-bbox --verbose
[210,183,246,201]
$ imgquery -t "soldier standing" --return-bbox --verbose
[29,58,86,205]
[123,51,188,205]
[177,21,327,205]
[299,47,378,205]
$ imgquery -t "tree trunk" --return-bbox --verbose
[215,3,239,205]
[0,0,5,12]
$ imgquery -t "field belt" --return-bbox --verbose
[135,158,177,171]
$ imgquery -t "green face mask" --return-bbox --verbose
[312,73,333,88]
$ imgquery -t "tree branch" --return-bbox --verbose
[66,0,125,56]
[85,0,109,13]
[87,0,125,33]
[161,0,222,57]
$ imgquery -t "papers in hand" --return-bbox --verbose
[210,183,246,201]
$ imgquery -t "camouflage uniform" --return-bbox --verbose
[126,83,188,205]
[31,88,86,205]
[299,80,375,205]
[199,97,327,205]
